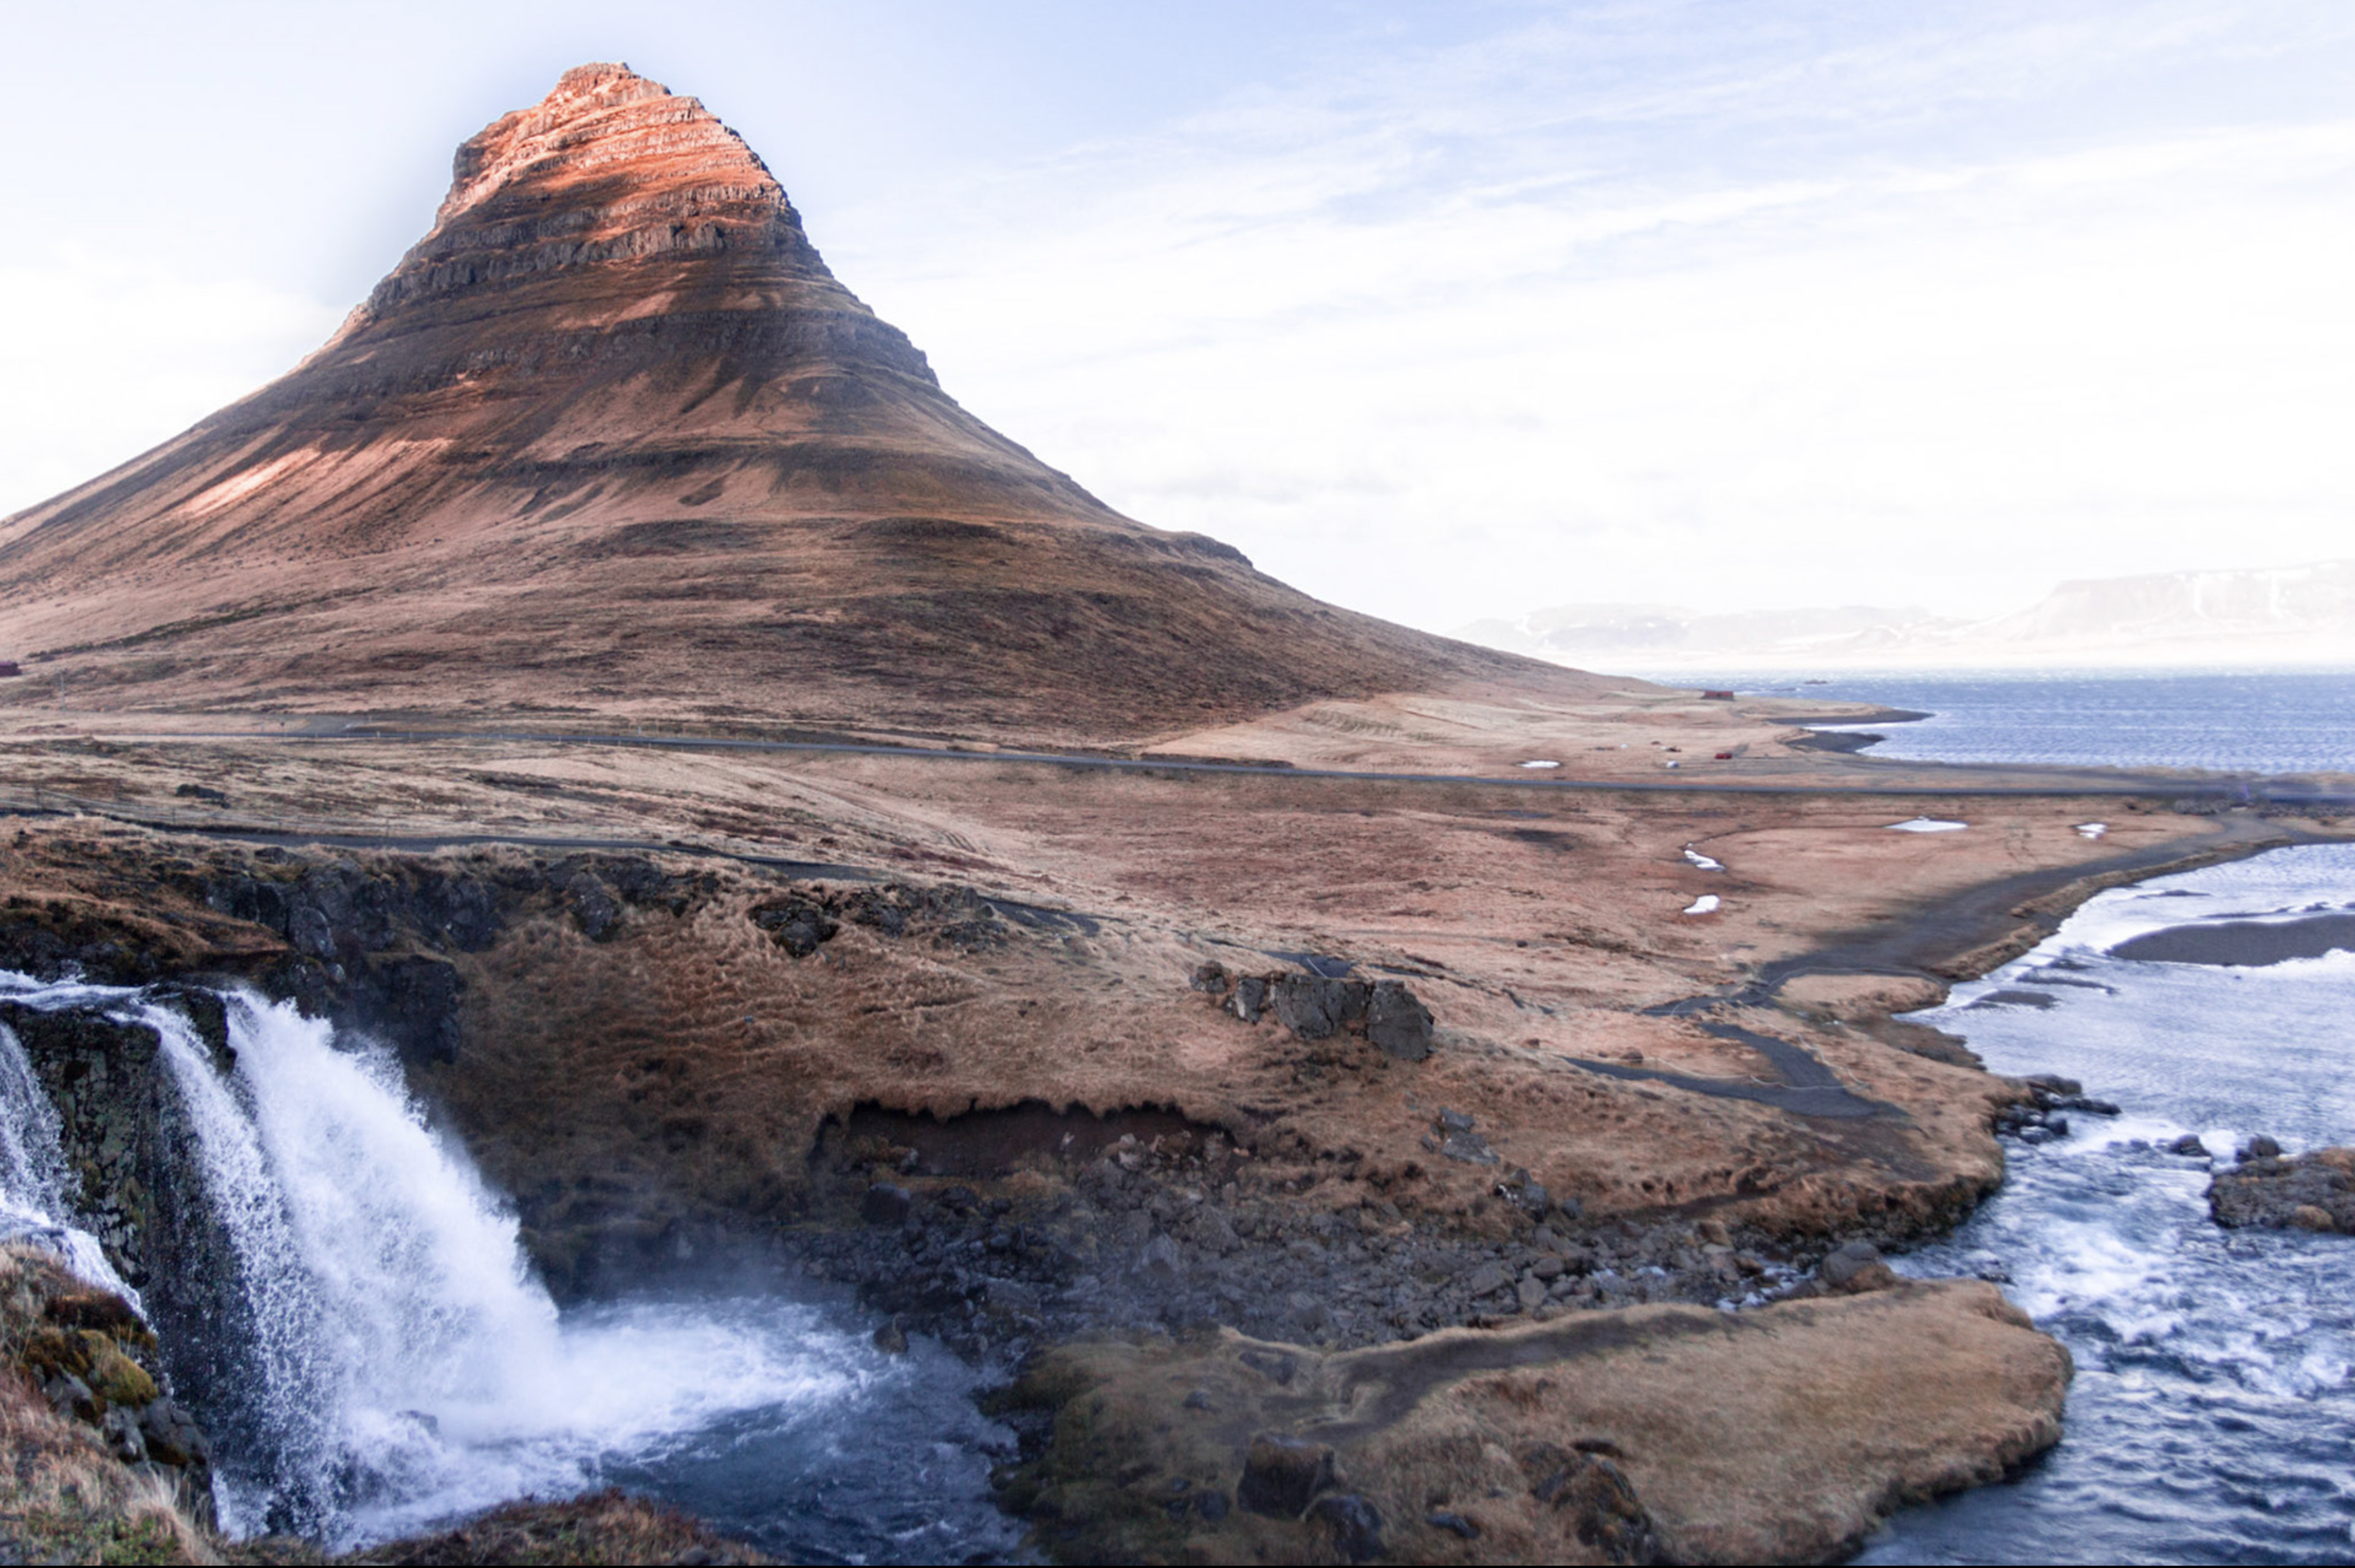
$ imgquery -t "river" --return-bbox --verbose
[1696,667,2355,1563]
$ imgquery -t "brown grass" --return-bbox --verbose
[0,1256,215,1563]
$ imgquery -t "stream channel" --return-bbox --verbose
[1862,843,2355,1563]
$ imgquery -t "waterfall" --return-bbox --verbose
[144,994,573,1535]
[147,988,859,1546]
[0,973,996,1557]
[0,1013,141,1308]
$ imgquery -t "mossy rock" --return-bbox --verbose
[87,1344,158,1409]
[16,1326,159,1409]
[18,1322,91,1379]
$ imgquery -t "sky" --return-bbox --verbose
[5,1,2353,633]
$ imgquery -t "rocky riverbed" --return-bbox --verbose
[2207,1142,2355,1234]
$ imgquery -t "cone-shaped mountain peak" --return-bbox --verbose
[0,66,1566,742]
[352,63,855,345]
[437,63,758,231]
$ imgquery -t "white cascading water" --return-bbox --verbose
[1861,845,2355,1563]
[0,972,1025,1559]
[148,989,865,1546]
[0,1012,143,1306]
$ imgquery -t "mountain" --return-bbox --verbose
[1965,562,2355,657]
[0,63,1562,743]
[1463,562,2355,670]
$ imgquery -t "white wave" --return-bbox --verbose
[1886,816,1967,832]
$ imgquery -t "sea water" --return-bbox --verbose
[1707,667,2355,775]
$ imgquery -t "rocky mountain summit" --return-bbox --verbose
[0,63,1555,743]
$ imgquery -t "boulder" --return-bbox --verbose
[1272,975,1369,1040]
[1440,1128,1500,1166]
[1307,1494,1385,1562]
[138,1399,212,1469]
[1528,1448,1661,1565]
[1821,1240,1898,1294]
[2210,1146,2355,1234]
[752,898,838,958]
[1238,1433,1337,1518]
[565,871,622,941]
[100,1406,147,1464]
[42,1371,97,1423]
[1497,1166,1550,1216]
[1367,981,1435,1061]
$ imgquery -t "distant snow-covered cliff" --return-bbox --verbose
[1460,561,2355,669]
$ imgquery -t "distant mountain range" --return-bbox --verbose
[1457,561,2355,670]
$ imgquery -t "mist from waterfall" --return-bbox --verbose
[1,975,1020,1558]
[154,989,872,1544]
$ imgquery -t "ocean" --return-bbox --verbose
[1704,667,2355,776]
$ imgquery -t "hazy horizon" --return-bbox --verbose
[8,2,2353,639]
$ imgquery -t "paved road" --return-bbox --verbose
[46,718,2355,805]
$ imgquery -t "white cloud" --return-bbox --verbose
[0,249,340,514]
[831,4,2355,630]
